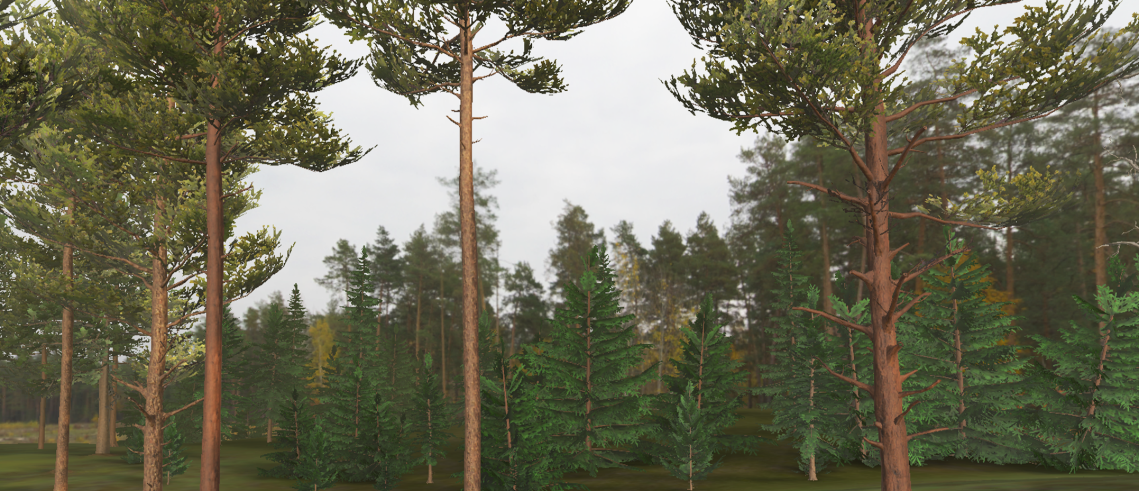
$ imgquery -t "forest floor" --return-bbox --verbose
[1,408,1137,490]
[0,421,107,444]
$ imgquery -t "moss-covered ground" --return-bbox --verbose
[2,408,1136,490]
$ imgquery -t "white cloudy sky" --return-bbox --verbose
[229,0,1139,316]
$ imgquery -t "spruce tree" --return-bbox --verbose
[364,392,415,491]
[250,286,312,443]
[408,353,452,484]
[757,226,853,480]
[220,306,251,440]
[259,388,310,480]
[294,416,340,491]
[161,416,189,485]
[655,382,721,491]
[476,312,581,491]
[641,294,761,472]
[526,245,658,478]
[1026,255,1139,472]
[901,229,1034,465]
[323,246,384,482]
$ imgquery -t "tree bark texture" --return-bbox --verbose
[55,234,74,491]
[199,114,224,491]
[143,211,172,491]
[1091,89,1107,289]
[39,346,46,449]
[96,360,111,454]
[458,9,482,489]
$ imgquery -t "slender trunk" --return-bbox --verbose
[747,371,754,409]
[848,327,866,458]
[953,296,966,458]
[458,11,481,490]
[39,346,47,449]
[200,23,225,490]
[96,360,111,454]
[144,204,172,491]
[54,216,74,490]
[440,272,447,402]
[111,354,118,448]
[1091,90,1107,289]
[426,395,434,484]
[807,367,817,481]
[585,288,593,453]
[817,155,834,321]
[266,418,272,444]
[855,215,868,304]
[1076,221,1089,299]
[416,277,422,361]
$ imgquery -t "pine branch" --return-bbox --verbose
[792,307,871,337]
[900,379,941,398]
[163,397,204,419]
[907,426,954,442]
[888,211,1000,230]
[815,356,874,398]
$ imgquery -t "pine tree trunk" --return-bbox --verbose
[440,272,447,402]
[144,212,172,491]
[111,354,118,447]
[96,360,111,455]
[457,10,482,490]
[416,277,422,361]
[267,418,273,443]
[39,346,46,450]
[864,99,912,491]
[1091,89,1107,289]
[847,327,865,458]
[953,296,966,458]
[807,366,817,481]
[56,231,75,491]
[200,37,226,489]
[817,155,835,322]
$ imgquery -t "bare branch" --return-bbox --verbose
[863,436,884,450]
[787,181,869,210]
[904,110,1056,152]
[815,356,875,398]
[894,400,922,425]
[794,307,872,337]
[163,397,204,419]
[900,368,920,384]
[908,426,955,442]
[883,126,927,189]
[889,211,1000,231]
[901,378,941,398]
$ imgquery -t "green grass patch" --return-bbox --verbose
[2,408,1137,490]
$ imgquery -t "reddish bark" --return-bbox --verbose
[54,234,74,491]
[199,113,224,491]
[96,359,111,455]
[458,8,482,489]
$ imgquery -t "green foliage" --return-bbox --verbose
[900,229,1034,465]
[757,225,856,476]
[248,286,311,430]
[917,165,1079,228]
[120,409,143,465]
[1025,256,1139,472]
[162,415,189,484]
[526,245,658,478]
[364,393,415,491]
[259,388,310,480]
[406,353,451,482]
[644,294,762,468]
[293,416,339,491]
[477,312,584,491]
[655,381,723,489]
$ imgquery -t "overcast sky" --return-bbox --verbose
[229,0,1139,317]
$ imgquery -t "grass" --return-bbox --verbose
[0,421,105,445]
[2,408,1137,490]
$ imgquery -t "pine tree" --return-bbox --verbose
[665,0,1137,488]
[901,228,1034,465]
[1026,255,1139,472]
[259,388,310,480]
[408,353,452,484]
[526,245,658,478]
[161,415,189,485]
[757,226,852,480]
[293,416,340,491]
[655,382,721,491]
